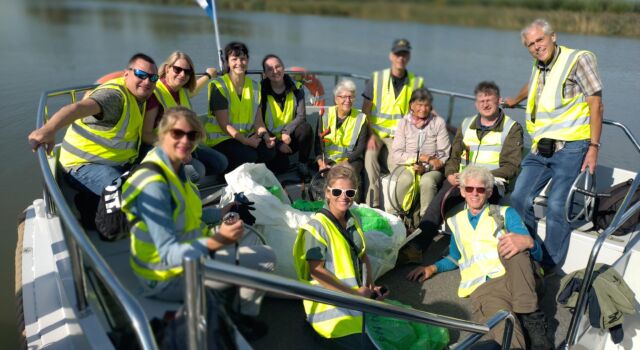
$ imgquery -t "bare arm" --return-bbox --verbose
[191,67,217,97]
[582,95,603,173]
[28,98,102,153]
[502,83,529,108]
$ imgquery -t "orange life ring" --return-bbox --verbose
[96,70,124,84]
[290,67,325,117]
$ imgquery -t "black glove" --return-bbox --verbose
[225,192,256,225]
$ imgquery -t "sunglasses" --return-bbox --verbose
[328,187,357,198]
[129,68,159,82]
[463,186,487,194]
[169,128,199,141]
[171,65,193,75]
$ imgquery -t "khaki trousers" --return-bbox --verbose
[364,137,395,207]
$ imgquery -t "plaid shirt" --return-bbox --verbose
[534,46,603,107]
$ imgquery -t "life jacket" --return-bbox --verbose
[526,46,591,149]
[459,114,516,172]
[153,79,192,110]
[205,74,260,146]
[121,147,208,281]
[369,69,424,139]
[293,210,366,339]
[447,206,508,297]
[59,77,144,168]
[322,107,366,163]
[264,81,302,137]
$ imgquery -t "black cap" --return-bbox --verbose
[391,39,411,54]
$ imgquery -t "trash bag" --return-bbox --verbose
[291,199,325,212]
[352,206,393,237]
[365,300,449,350]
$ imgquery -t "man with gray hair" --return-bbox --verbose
[407,166,552,349]
[504,19,603,270]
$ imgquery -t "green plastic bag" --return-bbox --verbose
[352,207,394,237]
[365,300,449,350]
[291,199,325,212]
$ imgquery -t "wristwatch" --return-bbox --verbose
[589,142,601,149]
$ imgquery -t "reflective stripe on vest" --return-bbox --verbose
[121,148,208,281]
[292,211,366,339]
[526,46,591,148]
[59,78,144,168]
[205,75,260,146]
[265,86,297,136]
[370,69,424,138]
[322,107,366,163]
[447,206,507,297]
[154,80,192,110]
[459,115,515,172]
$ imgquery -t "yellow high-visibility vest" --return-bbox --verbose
[322,107,366,163]
[369,69,424,139]
[293,210,366,339]
[205,74,260,146]
[122,148,208,281]
[264,82,302,137]
[447,206,507,297]
[153,79,192,110]
[459,115,516,172]
[59,77,144,168]
[526,46,591,149]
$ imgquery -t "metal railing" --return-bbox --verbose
[563,120,640,348]
[35,85,158,349]
[183,257,516,350]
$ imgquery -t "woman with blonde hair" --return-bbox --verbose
[122,106,275,327]
[141,51,227,181]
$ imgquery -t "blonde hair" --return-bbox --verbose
[156,106,205,145]
[325,165,359,191]
[159,51,197,92]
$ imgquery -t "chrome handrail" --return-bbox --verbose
[183,258,516,350]
[563,119,640,348]
[35,87,158,349]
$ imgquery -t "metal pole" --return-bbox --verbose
[209,0,224,70]
[184,255,204,350]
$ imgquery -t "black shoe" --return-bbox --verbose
[230,314,268,342]
[519,310,553,350]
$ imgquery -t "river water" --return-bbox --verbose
[1,0,639,347]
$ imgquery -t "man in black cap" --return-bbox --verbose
[362,39,426,208]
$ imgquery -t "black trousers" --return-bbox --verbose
[266,121,313,174]
[213,138,277,173]
[414,181,501,250]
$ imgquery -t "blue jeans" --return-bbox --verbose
[510,140,589,266]
[193,145,228,176]
[67,163,127,196]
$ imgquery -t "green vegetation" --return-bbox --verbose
[212,0,640,38]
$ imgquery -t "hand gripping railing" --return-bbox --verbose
[563,119,640,348]
[35,88,158,349]
[183,257,516,350]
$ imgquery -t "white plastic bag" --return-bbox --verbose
[221,164,406,280]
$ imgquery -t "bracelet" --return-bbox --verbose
[589,142,601,149]
[203,72,212,79]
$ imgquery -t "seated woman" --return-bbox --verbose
[122,106,276,320]
[293,165,387,350]
[207,42,276,172]
[141,51,228,182]
[390,88,450,217]
[260,54,313,177]
[316,79,368,198]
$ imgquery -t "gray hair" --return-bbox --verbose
[459,166,494,189]
[333,79,357,97]
[520,18,554,46]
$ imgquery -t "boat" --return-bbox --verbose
[16,69,640,349]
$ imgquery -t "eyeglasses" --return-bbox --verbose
[463,186,487,194]
[129,68,159,82]
[171,65,193,76]
[337,95,355,101]
[169,128,199,141]
[328,187,357,198]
